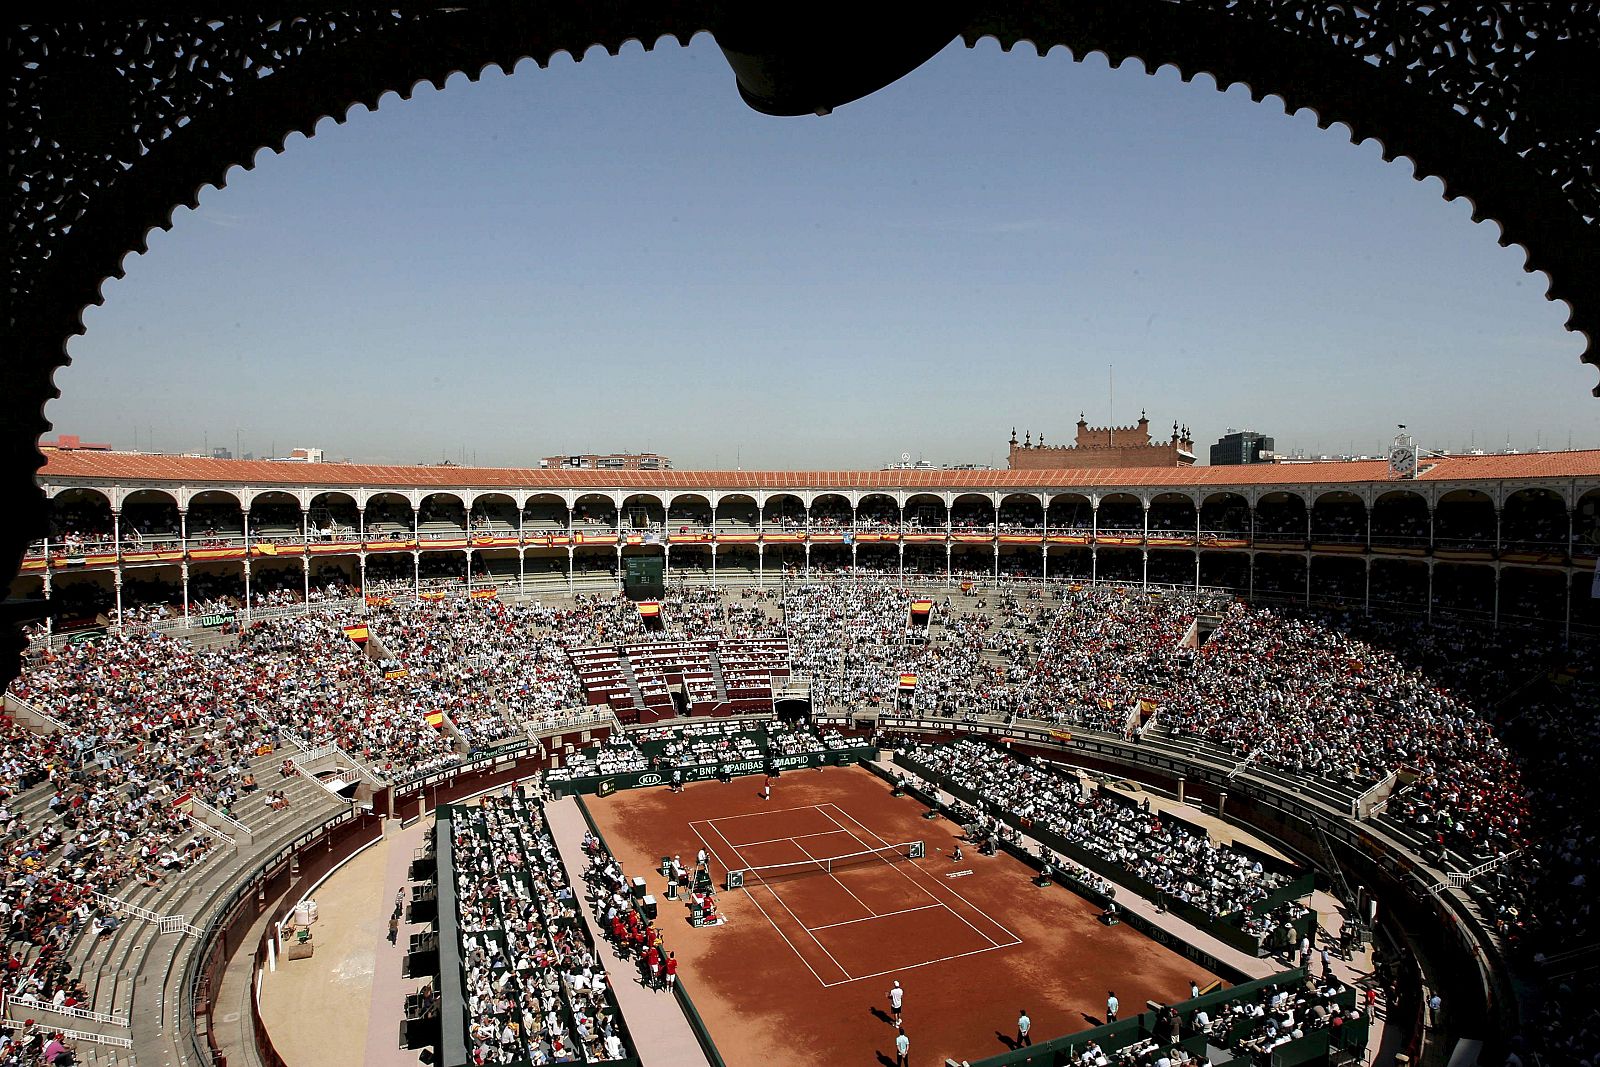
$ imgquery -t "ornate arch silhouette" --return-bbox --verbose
[5,1,1598,682]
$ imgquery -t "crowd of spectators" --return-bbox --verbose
[913,740,1288,923]
[450,790,628,1063]
[5,572,1597,1059]
[580,834,677,996]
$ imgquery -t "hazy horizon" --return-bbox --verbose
[46,34,1596,469]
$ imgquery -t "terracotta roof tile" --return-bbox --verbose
[36,449,1600,493]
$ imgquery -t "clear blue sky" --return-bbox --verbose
[53,34,1594,469]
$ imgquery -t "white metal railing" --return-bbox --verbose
[1,692,70,735]
[1351,769,1400,820]
[5,993,129,1028]
[92,890,200,936]
[188,797,250,844]
[186,810,236,847]
[341,746,390,787]
[0,1019,133,1049]
[1226,749,1259,779]
[1449,850,1520,887]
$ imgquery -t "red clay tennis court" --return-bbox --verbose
[586,764,1220,1067]
[689,801,1021,987]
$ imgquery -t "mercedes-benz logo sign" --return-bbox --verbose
[638,773,664,786]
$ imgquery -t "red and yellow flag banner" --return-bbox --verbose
[637,601,662,618]
[385,667,410,679]
[366,595,393,607]
[424,710,445,729]
[469,588,498,600]
[898,673,918,689]
[343,624,370,644]
[910,599,934,615]
[419,591,447,602]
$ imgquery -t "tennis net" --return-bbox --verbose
[726,840,924,888]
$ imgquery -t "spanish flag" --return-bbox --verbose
[343,624,370,644]
[385,667,410,679]
[365,595,393,607]
[1096,696,1114,711]
[469,588,498,600]
[1137,698,1159,715]
[253,542,278,557]
[637,601,661,618]
[898,673,918,689]
[424,710,445,729]
[1050,729,1074,743]
[420,591,447,601]
[910,599,934,616]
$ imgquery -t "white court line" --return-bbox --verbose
[700,817,856,984]
[792,835,875,915]
[819,803,1022,949]
[818,943,1019,988]
[729,828,857,849]
[808,904,942,932]
[686,821,832,988]
[704,803,836,822]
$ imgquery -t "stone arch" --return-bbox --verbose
[998,492,1043,530]
[763,493,807,528]
[470,492,519,532]
[809,493,852,527]
[856,493,899,528]
[713,492,758,529]
[1254,491,1308,542]
[1576,488,1600,557]
[307,491,360,537]
[1500,486,1569,549]
[667,493,713,526]
[573,493,618,529]
[366,491,414,531]
[522,492,569,530]
[949,492,994,530]
[1096,492,1143,532]
[1434,488,1497,551]
[1310,489,1366,544]
[418,491,467,533]
[620,492,665,529]
[1199,491,1250,536]
[47,486,114,544]
[1370,489,1431,548]
[249,489,302,535]
[1046,492,1093,531]
[1148,491,1197,534]
[903,493,946,530]
[187,489,245,539]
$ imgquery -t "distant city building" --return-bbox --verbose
[288,447,325,463]
[1210,430,1276,466]
[541,452,672,471]
[882,458,994,471]
[1007,413,1195,470]
[211,447,232,460]
[41,434,112,451]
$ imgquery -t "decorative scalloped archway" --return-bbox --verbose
[6,4,1597,686]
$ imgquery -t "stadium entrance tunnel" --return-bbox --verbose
[775,697,812,721]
